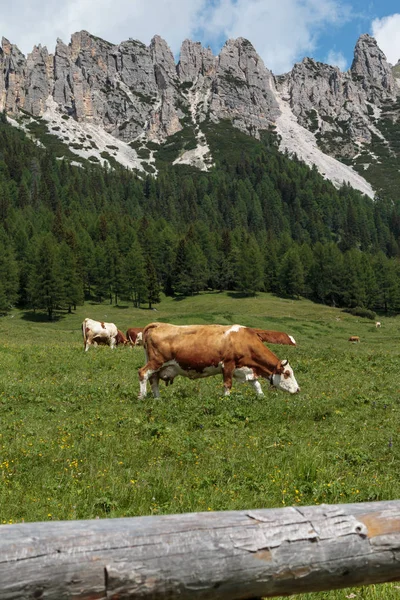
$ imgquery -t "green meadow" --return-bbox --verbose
[1,292,400,598]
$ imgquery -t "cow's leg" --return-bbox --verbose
[110,338,116,349]
[85,333,93,352]
[138,362,160,399]
[138,366,150,399]
[149,373,160,398]
[249,379,264,396]
[222,362,235,396]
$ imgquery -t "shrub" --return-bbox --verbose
[342,307,376,320]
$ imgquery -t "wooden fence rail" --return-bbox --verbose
[1,500,400,599]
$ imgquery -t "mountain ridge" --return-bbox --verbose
[1,30,399,199]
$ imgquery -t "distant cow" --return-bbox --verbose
[82,318,128,351]
[138,323,300,399]
[252,329,296,346]
[126,327,144,347]
[116,330,129,346]
[349,336,360,343]
[375,322,381,328]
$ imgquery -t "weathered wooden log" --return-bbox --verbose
[1,501,400,599]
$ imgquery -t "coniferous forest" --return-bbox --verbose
[0,113,400,319]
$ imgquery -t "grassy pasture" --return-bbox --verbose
[1,292,400,599]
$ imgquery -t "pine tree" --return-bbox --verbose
[125,238,148,307]
[311,242,343,305]
[278,246,304,298]
[28,234,64,320]
[59,242,84,312]
[229,232,264,295]
[341,249,366,308]
[145,258,161,309]
[0,235,19,312]
[373,252,399,312]
[171,239,191,296]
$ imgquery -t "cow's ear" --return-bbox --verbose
[276,362,284,374]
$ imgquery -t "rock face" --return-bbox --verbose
[0,30,281,141]
[208,38,280,135]
[0,30,399,193]
[351,34,396,100]
[276,34,399,156]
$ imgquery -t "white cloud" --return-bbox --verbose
[1,0,207,55]
[1,0,349,73]
[325,49,347,71]
[197,0,349,73]
[371,14,400,66]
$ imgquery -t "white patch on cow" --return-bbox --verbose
[250,380,264,396]
[138,368,155,399]
[271,362,299,394]
[139,379,147,398]
[224,325,244,336]
[289,335,296,345]
[234,367,264,395]
[233,366,256,381]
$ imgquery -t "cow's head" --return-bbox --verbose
[116,330,129,346]
[271,360,300,394]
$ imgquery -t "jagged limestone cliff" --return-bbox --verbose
[0,31,399,198]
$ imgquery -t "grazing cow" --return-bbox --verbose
[138,323,300,399]
[349,336,360,343]
[252,328,296,346]
[82,318,127,351]
[126,327,144,347]
[375,321,381,328]
[116,330,129,346]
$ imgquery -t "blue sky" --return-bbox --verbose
[2,0,400,74]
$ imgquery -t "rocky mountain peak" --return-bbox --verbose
[351,33,396,99]
[150,35,177,88]
[177,39,215,82]
[1,37,12,54]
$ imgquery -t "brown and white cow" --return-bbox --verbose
[348,336,360,343]
[126,327,144,347]
[375,321,381,328]
[138,323,300,398]
[252,329,296,346]
[116,330,129,346]
[82,318,128,351]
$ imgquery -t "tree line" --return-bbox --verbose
[0,116,399,318]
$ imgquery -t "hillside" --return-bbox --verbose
[0,113,399,318]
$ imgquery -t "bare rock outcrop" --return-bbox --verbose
[276,34,399,157]
[207,38,280,135]
[0,28,399,194]
[350,34,396,100]
[0,37,28,114]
